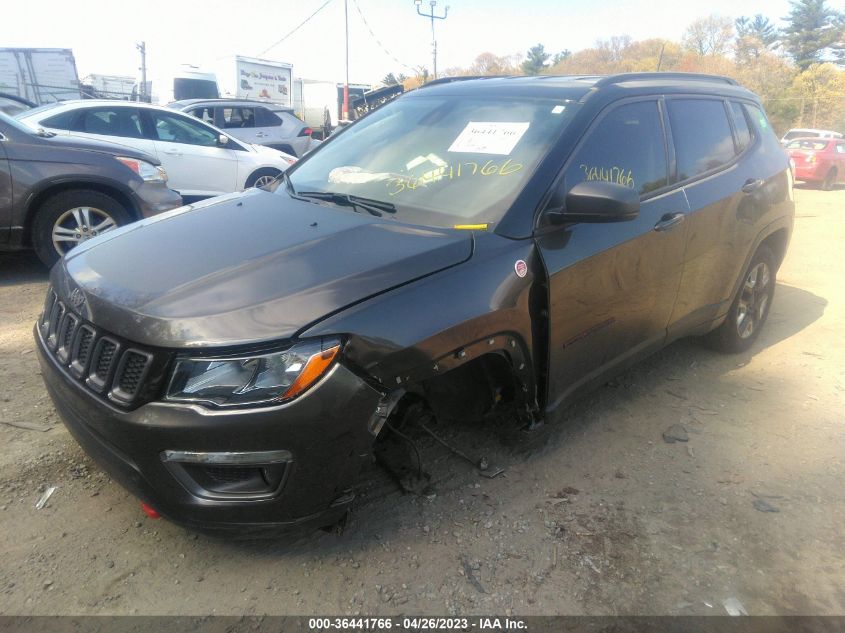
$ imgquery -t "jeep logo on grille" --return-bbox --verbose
[69,288,86,309]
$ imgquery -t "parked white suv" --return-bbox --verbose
[781,128,843,146]
[17,101,296,197]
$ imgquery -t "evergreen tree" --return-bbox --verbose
[782,0,844,69]
[521,44,550,75]
[735,14,779,47]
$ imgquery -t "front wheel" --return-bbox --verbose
[32,190,131,267]
[703,244,776,353]
[821,168,837,191]
[245,168,282,189]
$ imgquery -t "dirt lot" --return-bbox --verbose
[0,187,842,617]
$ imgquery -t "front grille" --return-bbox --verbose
[38,286,167,408]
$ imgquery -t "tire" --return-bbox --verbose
[821,168,837,191]
[703,244,776,353]
[245,168,282,189]
[31,189,132,267]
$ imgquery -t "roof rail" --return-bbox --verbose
[420,75,508,88]
[592,72,739,87]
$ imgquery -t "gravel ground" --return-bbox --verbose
[0,186,842,616]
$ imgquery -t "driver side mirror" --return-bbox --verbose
[544,181,640,225]
[217,134,229,146]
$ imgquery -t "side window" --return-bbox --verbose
[188,107,215,125]
[729,101,753,153]
[221,107,257,129]
[565,100,667,197]
[256,107,283,127]
[667,99,735,181]
[41,110,79,131]
[836,143,845,154]
[77,108,143,138]
[149,111,218,147]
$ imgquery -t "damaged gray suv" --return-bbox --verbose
[35,73,794,535]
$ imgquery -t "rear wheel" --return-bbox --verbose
[32,190,131,267]
[704,244,776,353]
[821,168,837,191]
[245,168,282,189]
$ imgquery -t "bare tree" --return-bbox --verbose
[683,15,735,56]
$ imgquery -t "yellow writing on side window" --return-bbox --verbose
[386,159,524,196]
[579,164,635,189]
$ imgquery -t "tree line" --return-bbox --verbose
[383,0,845,135]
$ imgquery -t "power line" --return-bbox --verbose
[352,0,416,72]
[259,0,335,56]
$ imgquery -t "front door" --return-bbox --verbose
[143,110,239,197]
[536,98,689,412]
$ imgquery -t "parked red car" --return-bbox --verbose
[786,137,845,190]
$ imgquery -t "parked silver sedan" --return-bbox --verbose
[169,98,318,157]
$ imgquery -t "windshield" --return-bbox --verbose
[286,94,579,229]
[787,139,828,150]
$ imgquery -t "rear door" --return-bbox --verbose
[56,106,157,157]
[142,109,238,196]
[537,98,690,411]
[667,98,764,332]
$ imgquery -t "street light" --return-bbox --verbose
[414,0,449,80]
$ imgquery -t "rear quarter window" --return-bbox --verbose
[729,101,753,153]
[667,99,735,181]
[41,110,79,131]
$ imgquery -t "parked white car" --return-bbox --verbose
[17,100,296,197]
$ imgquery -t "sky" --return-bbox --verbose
[1,0,828,87]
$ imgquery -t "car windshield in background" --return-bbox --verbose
[787,139,828,150]
[286,95,580,229]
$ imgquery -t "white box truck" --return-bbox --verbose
[215,56,293,107]
[0,48,80,104]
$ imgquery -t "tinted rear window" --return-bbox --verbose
[42,110,79,131]
[787,140,829,150]
[668,99,735,181]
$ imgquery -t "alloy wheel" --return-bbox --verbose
[253,174,278,188]
[51,206,119,256]
[736,261,771,339]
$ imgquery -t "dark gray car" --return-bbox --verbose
[0,111,183,265]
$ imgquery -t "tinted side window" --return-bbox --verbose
[149,111,218,146]
[187,106,215,125]
[256,107,283,127]
[744,104,782,150]
[77,108,143,138]
[41,110,79,131]
[668,99,734,180]
[565,100,667,197]
[729,101,753,153]
[222,107,257,129]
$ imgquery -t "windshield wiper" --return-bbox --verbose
[295,191,396,218]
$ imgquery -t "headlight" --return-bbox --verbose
[166,338,340,407]
[115,156,168,182]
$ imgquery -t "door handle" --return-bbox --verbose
[254,132,267,138]
[654,212,685,232]
[742,178,765,194]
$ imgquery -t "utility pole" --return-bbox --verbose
[136,41,147,102]
[414,0,449,80]
[343,0,350,121]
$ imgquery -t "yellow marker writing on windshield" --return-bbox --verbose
[453,224,489,231]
